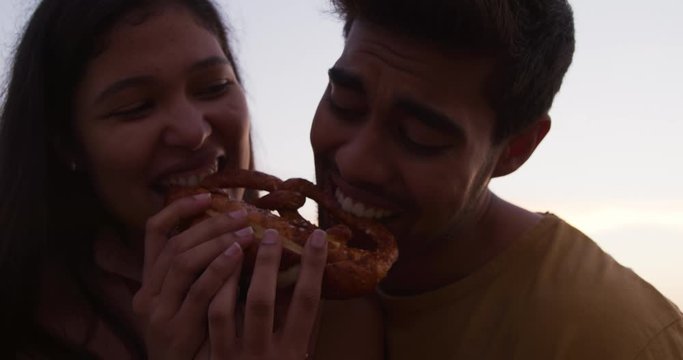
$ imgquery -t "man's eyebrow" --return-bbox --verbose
[328,67,365,93]
[396,98,465,137]
[95,76,154,104]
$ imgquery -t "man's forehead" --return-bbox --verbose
[341,20,434,72]
[340,19,498,88]
[332,20,499,137]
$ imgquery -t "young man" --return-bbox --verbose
[310,0,683,358]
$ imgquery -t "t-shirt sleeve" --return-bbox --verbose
[634,318,683,360]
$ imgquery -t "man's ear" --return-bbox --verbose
[492,115,551,178]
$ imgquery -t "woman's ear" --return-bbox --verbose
[492,115,551,178]
[52,134,82,172]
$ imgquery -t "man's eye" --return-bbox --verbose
[397,124,454,156]
[326,85,365,120]
[327,96,360,116]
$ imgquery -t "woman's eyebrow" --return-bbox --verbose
[95,57,231,104]
[95,76,153,104]
[188,56,230,72]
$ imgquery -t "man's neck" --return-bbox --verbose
[380,194,541,296]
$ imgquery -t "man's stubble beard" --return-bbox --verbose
[314,149,498,258]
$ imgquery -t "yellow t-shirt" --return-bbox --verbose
[313,214,683,360]
[316,214,683,359]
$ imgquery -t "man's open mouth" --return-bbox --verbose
[334,187,397,220]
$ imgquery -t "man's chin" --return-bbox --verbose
[317,205,336,229]
[313,167,334,227]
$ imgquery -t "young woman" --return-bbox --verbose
[0,0,327,358]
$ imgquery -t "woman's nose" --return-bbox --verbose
[163,100,212,151]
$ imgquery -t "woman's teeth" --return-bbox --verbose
[335,188,394,219]
[162,166,218,188]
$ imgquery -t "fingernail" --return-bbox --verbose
[228,209,247,219]
[224,242,242,257]
[193,192,211,201]
[261,229,279,245]
[235,226,253,237]
[310,229,327,249]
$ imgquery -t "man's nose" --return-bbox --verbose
[334,125,392,186]
[163,99,211,151]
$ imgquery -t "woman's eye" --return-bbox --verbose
[107,101,153,120]
[196,80,232,98]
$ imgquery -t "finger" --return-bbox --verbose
[157,229,254,318]
[243,229,282,353]
[143,240,247,359]
[173,242,243,342]
[209,248,244,359]
[282,229,327,348]
[143,192,213,282]
[196,341,210,360]
[134,193,215,316]
[144,210,250,301]
[174,208,249,254]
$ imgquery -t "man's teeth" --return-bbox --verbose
[335,188,394,219]
[162,166,218,187]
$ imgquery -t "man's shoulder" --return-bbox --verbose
[523,214,680,319]
[514,214,683,357]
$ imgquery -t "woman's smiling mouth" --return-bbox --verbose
[159,161,219,188]
[152,153,228,194]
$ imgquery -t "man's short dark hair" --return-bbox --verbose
[331,0,575,143]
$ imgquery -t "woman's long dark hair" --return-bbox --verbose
[0,0,247,357]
